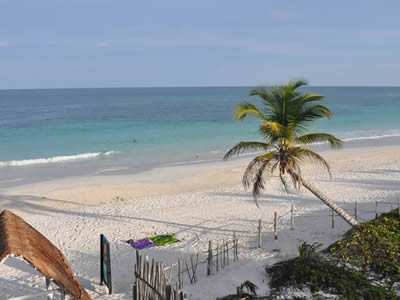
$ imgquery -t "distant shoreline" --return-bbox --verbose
[2,143,400,213]
[1,134,400,190]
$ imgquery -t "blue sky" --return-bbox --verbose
[1,0,400,89]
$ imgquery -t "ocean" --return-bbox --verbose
[1,86,400,186]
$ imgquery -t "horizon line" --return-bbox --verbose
[1,84,400,91]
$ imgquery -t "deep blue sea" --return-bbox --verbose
[1,87,400,185]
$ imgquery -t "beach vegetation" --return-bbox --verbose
[266,242,397,299]
[328,209,400,283]
[217,280,259,299]
[224,80,358,226]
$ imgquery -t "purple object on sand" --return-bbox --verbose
[131,238,156,250]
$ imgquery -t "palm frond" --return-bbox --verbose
[279,172,291,192]
[287,165,302,190]
[234,103,265,121]
[295,93,324,105]
[287,79,308,91]
[259,121,292,141]
[249,88,280,111]
[242,151,277,189]
[240,280,258,296]
[296,133,343,148]
[290,147,332,177]
[223,141,270,160]
[252,161,270,207]
[298,104,332,121]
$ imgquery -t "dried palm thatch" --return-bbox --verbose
[0,209,91,300]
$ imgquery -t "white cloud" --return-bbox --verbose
[0,41,9,48]
[96,41,111,48]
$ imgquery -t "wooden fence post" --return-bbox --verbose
[233,232,236,262]
[178,258,182,288]
[274,212,278,240]
[331,209,335,229]
[216,244,219,271]
[290,204,294,230]
[355,201,358,221]
[398,197,400,216]
[376,201,378,218]
[222,241,225,268]
[45,277,53,300]
[207,241,212,276]
[226,241,229,266]
[236,236,239,260]
[258,219,262,248]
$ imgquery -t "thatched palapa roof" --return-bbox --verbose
[0,210,91,300]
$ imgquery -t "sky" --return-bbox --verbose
[1,0,400,89]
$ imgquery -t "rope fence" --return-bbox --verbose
[256,198,400,247]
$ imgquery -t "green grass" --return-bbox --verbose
[266,243,397,299]
[329,209,400,282]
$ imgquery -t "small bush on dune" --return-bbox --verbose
[266,242,397,299]
[329,209,400,282]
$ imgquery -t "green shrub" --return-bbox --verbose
[329,209,400,282]
[266,242,397,299]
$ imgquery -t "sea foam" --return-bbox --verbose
[0,151,117,167]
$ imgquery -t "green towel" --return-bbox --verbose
[148,234,180,246]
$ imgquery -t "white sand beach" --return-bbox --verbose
[1,145,400,299]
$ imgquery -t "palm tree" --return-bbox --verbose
[224,80,359,226]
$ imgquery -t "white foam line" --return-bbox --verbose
[0,151,118,167]
[95,167,129,175]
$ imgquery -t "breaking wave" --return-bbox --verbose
[0,151,118,167]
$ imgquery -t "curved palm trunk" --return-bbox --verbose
[301,178,359,226]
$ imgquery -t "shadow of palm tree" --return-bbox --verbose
[326,178,400,191]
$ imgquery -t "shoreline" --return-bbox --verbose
[2,133,400,190]
[1,143,400,215]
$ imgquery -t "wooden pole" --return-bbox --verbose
[223,241,226,268]
[355,201,358,221]
[45,277,53,300]
[331,209,335,229]
[192,253,198,283]
[100,235,103,285]
[376,201,378,218]
[236,237,239,260]
[390,199,393,210]
[207,241,212,276]
[274,212,278,240]
[226,241,229,265]
[216,244,219,271]
[233,232,236,262]
[258,219,262,247]
[178,258,182,288]
[398,197,400,216]
[290,204,294,230]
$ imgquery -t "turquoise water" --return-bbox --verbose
[0,86,400,184]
